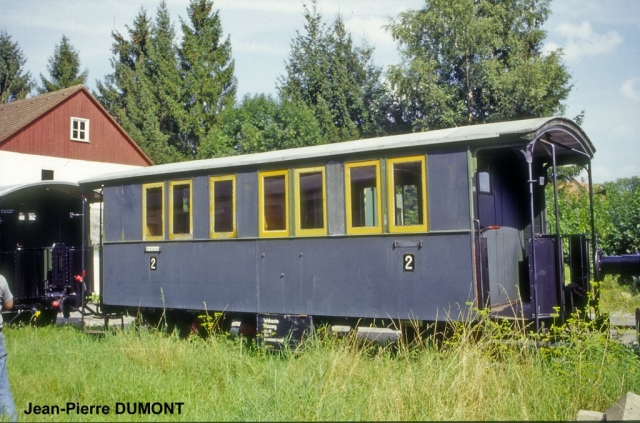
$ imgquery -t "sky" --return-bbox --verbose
[1,0,639,183]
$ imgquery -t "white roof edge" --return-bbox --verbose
[0,180,80,198]
[80,117,564,185]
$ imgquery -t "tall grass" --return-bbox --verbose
[6,310,639,422]
[599,275,640,315]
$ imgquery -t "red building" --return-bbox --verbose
[0,85,151,186]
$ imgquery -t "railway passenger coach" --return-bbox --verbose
[79,117,599,344]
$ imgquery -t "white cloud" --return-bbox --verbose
[620,78,640,102]
[548,21,622,61]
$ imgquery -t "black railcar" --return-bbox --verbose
[0,181,97,324]
[79,117,603,345]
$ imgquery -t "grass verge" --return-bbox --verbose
[6,310,639,422]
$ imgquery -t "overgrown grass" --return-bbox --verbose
[6,308,639,422]
[600,275,640,315]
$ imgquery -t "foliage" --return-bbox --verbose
[600,177,640,255]
[216,94,323,156]
[546,174,609,243]
[279,0,389,142]
[387,0,571,131]
[599,275,639,315]
[179,0,237,159]
[0,30,33,103]
[147,2,189,161]
[549,175,640,289]
[96,0,236,163]
[38,35,88,93]
[549,175,640,256]
[96,5,183,164]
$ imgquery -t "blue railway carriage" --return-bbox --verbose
[79,117,598,343]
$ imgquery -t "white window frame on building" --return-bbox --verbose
[70,117,90,142]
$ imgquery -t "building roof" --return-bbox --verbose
[0,85,81,143]
[79,116,595,187]
[0,85,153,165]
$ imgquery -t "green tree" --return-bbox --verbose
[387,0,571,131]
[96,5,182,164]
[148,1,187,157]
[601,177,640,256]
[547,178,608,240]
[279,1,388,142]
[179,0,237,159]
[96,8,152,123]
[215,94,323,156]
[38,35,88,93]
[0,30,33,103]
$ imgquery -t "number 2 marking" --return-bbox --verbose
[403,254,415,272]
[150,256,158,271]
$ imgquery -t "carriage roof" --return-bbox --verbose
[79,116,593,187]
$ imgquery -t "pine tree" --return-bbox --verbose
[96,0,236,162]
[148,1,186,156]
[0,30,33,103]
[97,5,184,164]
[38,35,88,93]
[278,1,388,142]
[179,0,237,159]
[96,8,151,120]
[387,0,571,131]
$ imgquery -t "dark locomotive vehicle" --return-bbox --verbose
[78,117,636,347]
[0,181,97,324]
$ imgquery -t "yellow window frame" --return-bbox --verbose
[169,179,193,240]
[142,182,164,241]
[345,160,383,235]
[387,155,428,233]
[294,166,327,237]
[210,175,236,239]
[259,169,289,237]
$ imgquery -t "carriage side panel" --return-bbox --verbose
[193,176,209,239]
[101,234,473,321]
[255,235,473,321]
[427,149,471,231]
[103,185,142,242]
[102,240,258,312]
[237,171,258,239]
[326,162,346,236]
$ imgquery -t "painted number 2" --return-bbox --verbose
[150,256,158,271]
[403,254,415,272]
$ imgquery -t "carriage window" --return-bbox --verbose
[388,156,428,233]
[345,160,382,234]
[478,172,491,193]
[477,160,492,194]
[143,182,164,240]
[294,167,327,236]
[259,170,289,237]
[169,180,192,239]
[210,175,236,238]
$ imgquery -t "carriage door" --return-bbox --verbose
[474,152,527,311]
